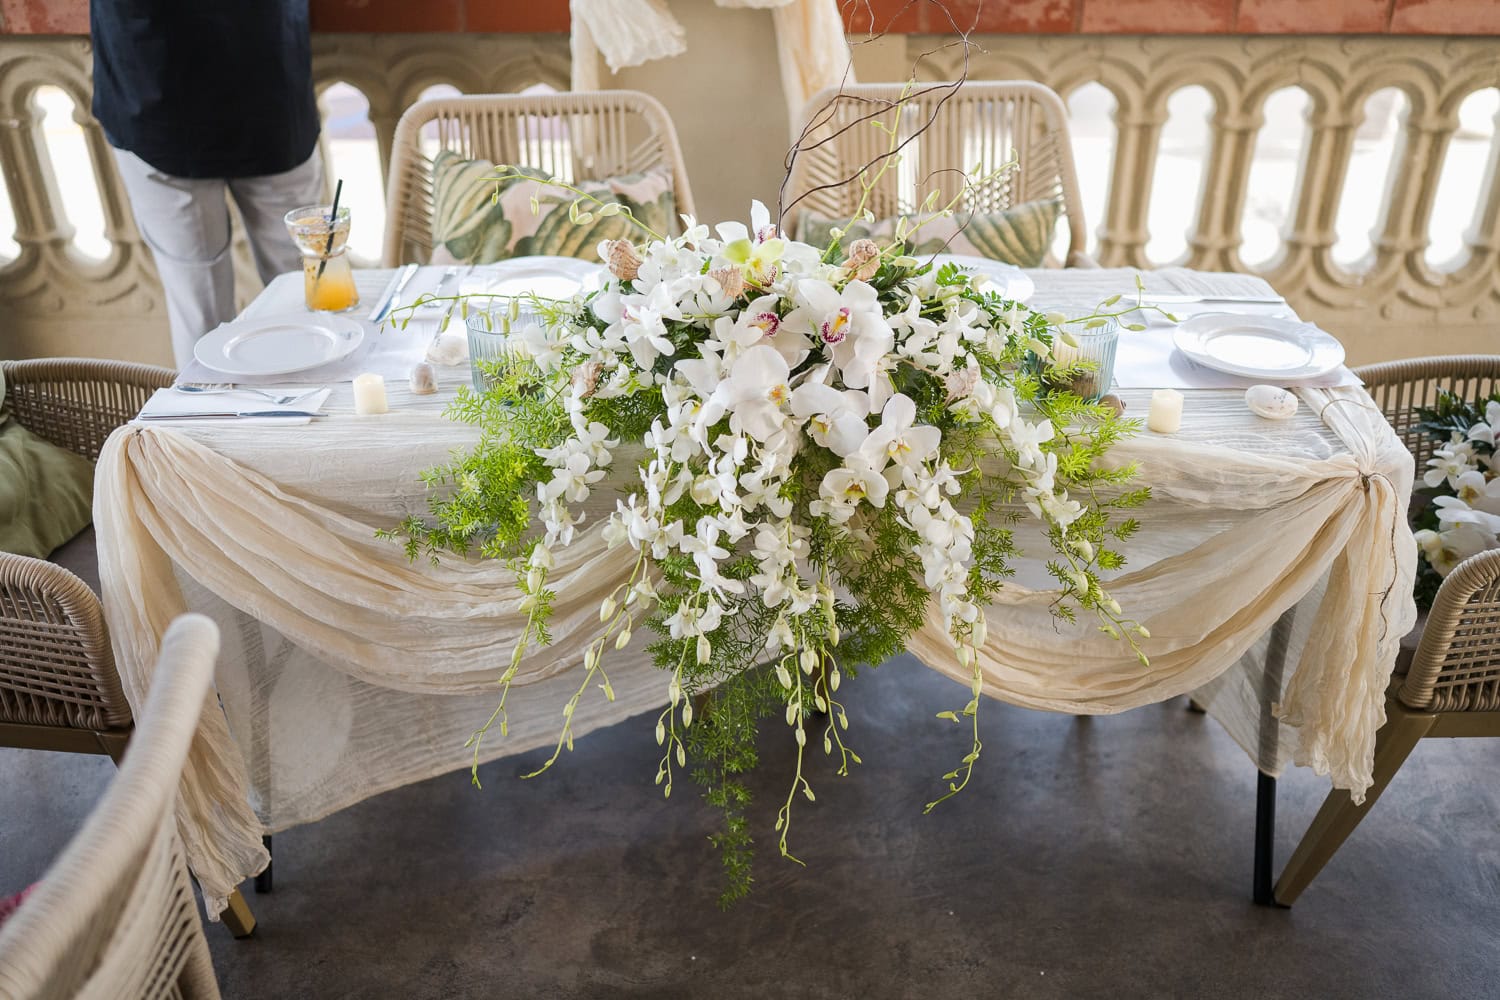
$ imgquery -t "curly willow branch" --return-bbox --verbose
[776,0,983,227]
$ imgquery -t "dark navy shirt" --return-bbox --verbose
[90,0,320,179]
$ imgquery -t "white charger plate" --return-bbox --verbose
[1173,313,1345,380]
[930,254,1036,304]
[194,314,364,377]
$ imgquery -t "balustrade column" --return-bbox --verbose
[1095,98,1163,268]
[1271,101,1355,290]
[1187,107,1261,272]
[1371,103,1458,289]
[0,98,75,252]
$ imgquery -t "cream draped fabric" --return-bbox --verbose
[569,0,852,122]
[93,267,1415,917]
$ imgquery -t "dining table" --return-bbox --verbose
[92,261,1416,918]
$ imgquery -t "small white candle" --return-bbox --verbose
[1147,389,1183,433]
[352,373,388,415]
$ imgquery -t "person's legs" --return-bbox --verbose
[228,150,326,285]
[112,148,234,366]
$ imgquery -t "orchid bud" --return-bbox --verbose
[1044,312,1066,326]
[829,669,841,692]
[972,617,988,645]
[615,628,632,650]
[682,701,693,728]
[600,596,617,622]
[799,648,818,675]
[775,664,793,689]
[697,635,712,664]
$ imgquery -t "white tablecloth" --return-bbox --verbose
[93,265,1416,916]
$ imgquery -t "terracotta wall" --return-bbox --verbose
[5,0,1500,35]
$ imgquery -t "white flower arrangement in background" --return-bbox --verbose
[1413,395,1500,602]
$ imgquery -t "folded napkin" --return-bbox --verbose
[133,387,332,425]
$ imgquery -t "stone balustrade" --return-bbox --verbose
[0,30,1496,363]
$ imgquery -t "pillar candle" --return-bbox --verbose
[1147,389,1183,433]
[352,373,388,415]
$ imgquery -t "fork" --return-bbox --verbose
[174,385,322,406]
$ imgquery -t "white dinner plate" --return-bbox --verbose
[474,255,604,301]
[1173,313,1345,380]
[193,314,364,377]
[929,254,1035,303]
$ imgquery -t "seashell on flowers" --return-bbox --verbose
[710,266,746,299]
[842,238,882,282]
[606,239,643,282]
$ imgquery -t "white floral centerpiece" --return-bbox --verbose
[393,174,1157,902]
[1413,391,1500,604]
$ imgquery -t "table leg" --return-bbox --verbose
[1253,772,1276,905]
[1253,606,1296,908]
[255,834,273,894]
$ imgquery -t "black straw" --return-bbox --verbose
[314,178,344,283]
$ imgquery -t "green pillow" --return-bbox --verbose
[798,197,1063,268]
[0,367,95,559]
[429,151,676,264]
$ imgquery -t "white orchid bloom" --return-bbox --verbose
[817,455,889,515]
[1433,494,1500,535]
[1454,469,1500,514]
[700,344,792,443]
[788,381,870,457]
[1424,447,1477,489]
[1008,418,1055,470]
[786,279,895,390]
[860,393,941,470]
[1428,523,1496,576]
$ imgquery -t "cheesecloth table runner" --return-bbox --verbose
[94,266,1416,916]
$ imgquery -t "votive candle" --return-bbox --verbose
[1147,389,1183,433]
[352,373,388,415]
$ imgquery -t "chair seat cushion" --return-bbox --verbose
[0,367,94,560]
[796,198,1063,267]
[428,151,676,265]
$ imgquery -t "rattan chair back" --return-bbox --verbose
[3,358,173,462]
[1352,355,1500,473]
[783,81,1091,266]
[382,90,696,266]
[0,359,172,747]
[1352,355,1500,714]
[0,615,223,999]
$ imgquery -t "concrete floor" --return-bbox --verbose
[5,535,1499,998]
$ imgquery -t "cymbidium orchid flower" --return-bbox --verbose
[785,279,894,390]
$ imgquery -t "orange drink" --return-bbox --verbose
[284,205,359,313]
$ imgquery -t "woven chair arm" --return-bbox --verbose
[1400,548,1500,712]
[0,551,131,731]
[2,357,174,462]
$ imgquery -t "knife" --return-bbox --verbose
[139,410,326,420]
[368,263,418,324]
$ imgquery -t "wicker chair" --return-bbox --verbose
[1274,355,1500,905]
[382,90,697,267]
[0,615,225,999]
[0,358,255,937]
[783,81,1094,267]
